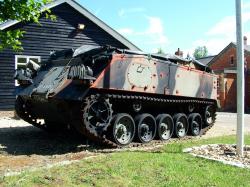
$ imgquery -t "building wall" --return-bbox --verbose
[0,3,128,110]
[224,74,237,111]
[245,50,250,110]
[210,45,250,111]
[210,47,237,71]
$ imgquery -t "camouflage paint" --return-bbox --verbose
[92,54,217,100]
[16,52,217,102]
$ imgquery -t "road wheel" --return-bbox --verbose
[135,114,156,143]
[112,113,135,146]
[204,105,216,126]
[156,114,174,141]
[188,113,202,136]
[173,113,188,138]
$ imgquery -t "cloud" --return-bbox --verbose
[117,16,169,52]
[184,11,250,56]
[243,2,250,9]
[144,17,169,45]
[118,7,146,17]
[206,16,235,37]
[184,38,229,57]
[147,17,164,34]
[206,13,250,37]
[117,28,134,35]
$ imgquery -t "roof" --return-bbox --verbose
[233,42,250,53]
[0,0,140,51]
[196,55,216,66]
[208,42,250,66]
[246,45,250,52]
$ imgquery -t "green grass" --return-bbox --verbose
[1,135,250,187]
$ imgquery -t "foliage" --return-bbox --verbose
[2,135,250,186]
[0,0,56,51]
[157,48,165,54]
[186,53,191,60]
[193,46,208,59]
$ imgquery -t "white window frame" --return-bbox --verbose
[15,55,41,86]
[15,55,41,70]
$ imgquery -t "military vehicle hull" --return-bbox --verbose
[15,46,218,147]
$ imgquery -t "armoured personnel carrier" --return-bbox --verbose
[15,46,218,147]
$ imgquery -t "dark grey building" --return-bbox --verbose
[0,0,140,110]
[196,56,216,66]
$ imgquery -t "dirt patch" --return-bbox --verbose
[0,111,15,118]
[0,152,98,176]
[0,117,99,176]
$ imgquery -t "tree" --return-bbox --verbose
[157,48,165,55]
[0,0,56,51]
[193,46,208,59]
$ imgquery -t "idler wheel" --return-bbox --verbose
[173,113,188,138]
[204,105,216,126]
[135,114,156,143]
[112,113,135,146]
[156,114,174,141]
[188,113,202,136]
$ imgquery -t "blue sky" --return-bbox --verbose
[77,0,250,56]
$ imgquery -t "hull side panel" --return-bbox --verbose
[92,54,217,100]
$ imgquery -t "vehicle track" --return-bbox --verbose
[73,93,217,148]
[15,92,216,149]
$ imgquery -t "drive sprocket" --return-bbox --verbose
[82,95,113,136]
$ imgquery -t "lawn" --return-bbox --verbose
[1,135,250,187]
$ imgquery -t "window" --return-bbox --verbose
[15,55,41,70]
[15,55,41,86]
[230,55,234,66]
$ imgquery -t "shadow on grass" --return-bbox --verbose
[0,126,110,156]
[2,126,242,157]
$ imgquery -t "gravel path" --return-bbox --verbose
[0,112,250,176]
[184,144,250,169]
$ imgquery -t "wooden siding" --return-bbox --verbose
[0,3,128,110]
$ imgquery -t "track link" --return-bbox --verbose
[16,94,216,148]
[15,96,49,131]
[74,93,217,148]
[72,119,118,148]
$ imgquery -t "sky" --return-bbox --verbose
[77,0,250,57]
